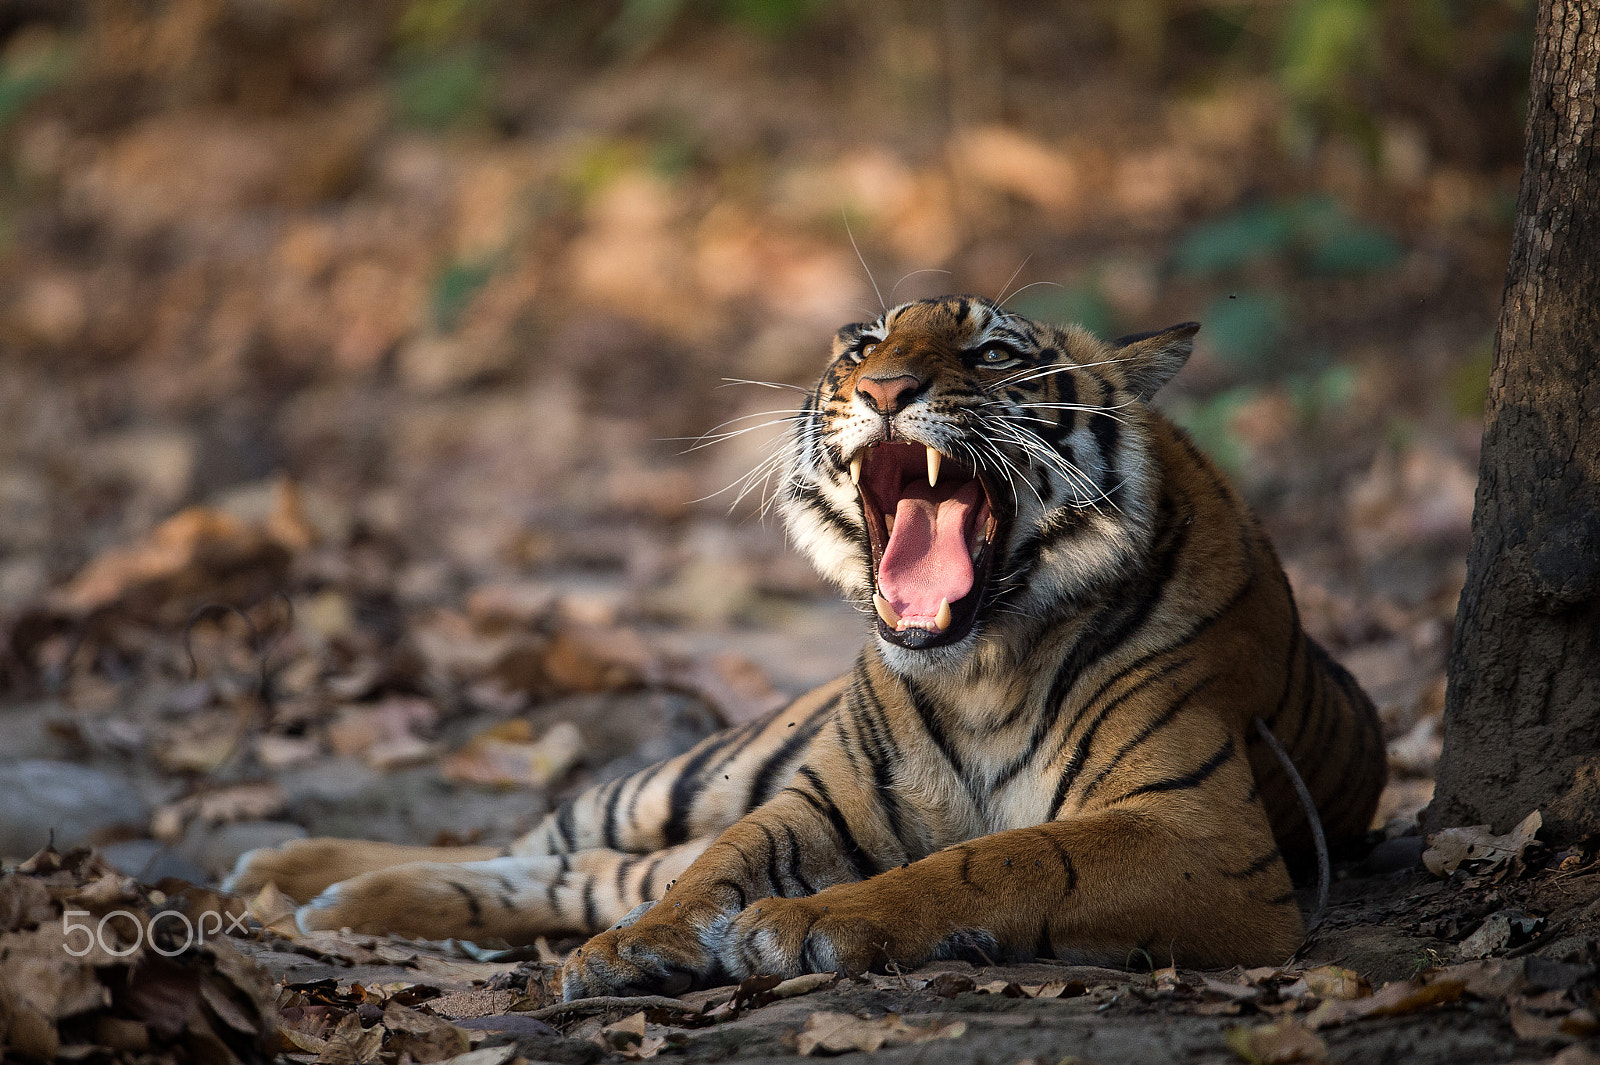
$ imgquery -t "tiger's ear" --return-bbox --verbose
[1112,322,1199,400]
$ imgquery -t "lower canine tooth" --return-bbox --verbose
[934,598,952,632]
[874,594,900,628]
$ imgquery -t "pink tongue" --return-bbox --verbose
[877,479,982,623]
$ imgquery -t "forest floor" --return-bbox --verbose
[3,3,1596,1063]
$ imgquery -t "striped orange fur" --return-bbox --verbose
[226,297,1384,996]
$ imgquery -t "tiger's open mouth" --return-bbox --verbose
[850,441,1001,650]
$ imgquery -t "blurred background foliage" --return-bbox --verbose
[0,0,1530,662]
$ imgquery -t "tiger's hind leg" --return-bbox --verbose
[291,837,713,943]
[225,677,843,939]
[224,840,503,904]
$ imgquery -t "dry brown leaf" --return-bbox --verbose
[975,980,1029,997]
[770,972,838,999]
[1423,810,1541,877]
[1296,966,1372,1001]
[326,697,438,761]
[1306,976,1467,1029]
[1433,957,1529,999]
[248,881,301,933]
[537,622,650,693]
[434,1047,518,1065]
[317,1011,385,1064]
[1224,1018,1328,1063]
[55,506,287,613]
[0,873,56,932]
[441,720,582,788]
[795,1011,968,1056]
[591,1011,669,1060]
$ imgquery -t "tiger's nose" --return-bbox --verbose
[857,374,922,416]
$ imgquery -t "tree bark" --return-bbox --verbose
[1431,0,1600,842]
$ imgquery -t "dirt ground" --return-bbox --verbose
[3,3,1595,1063]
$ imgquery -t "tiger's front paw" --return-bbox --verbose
[720,895,903,978]
[561,916,723,1000]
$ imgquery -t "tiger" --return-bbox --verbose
[226,295,1385,1000]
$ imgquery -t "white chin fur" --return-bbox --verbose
[876,629,982,677]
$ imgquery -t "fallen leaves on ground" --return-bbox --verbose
[0,843,274,1064]
[1424,809,1543,878]
[793,1011,968,1056]
[441,720,584,789]
[1224,1017,1328,1063]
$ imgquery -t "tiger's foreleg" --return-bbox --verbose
[560,762,916,998]
[717,810,1304,977]
[561,796,1302,997]
[289,837,715,943]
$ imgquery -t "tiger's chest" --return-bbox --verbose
[889,675,1063,847]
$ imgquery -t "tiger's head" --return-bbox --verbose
[779,295,1198,676]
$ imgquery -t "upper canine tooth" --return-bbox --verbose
[874,593,901,629]
[927,447,941,488]
[934,597,952,632]
[849,454,863,486]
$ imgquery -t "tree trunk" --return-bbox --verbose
[1430,0,1600,843]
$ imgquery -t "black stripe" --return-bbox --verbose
[582,877,598,931]
[663,729,746,845]
[787,483,861,541]
[1074,676,1215,805]
[622,756,672,839]
[796,766,875,880]
[758,824,786,896]
[709,878,748,910]
[957,846,975,889]
[1226,846,1282,880]
[1046,658,1189,816]
[1114,734,1238,802]
[641,854,664,900]
[746,695,837,811]
[906,678,964,779]
[448,881,483,927]
[849,670,911,853]
[1286,637,1322,752]
[1089,411,1119,495]
[555,799,578,851]
[1041,493,1189,711]
[601,777,627,851]
[782,823,817,895]
[1040,830,1078,893]
[614,854,638,901]
[832,716,865,774]
[1264,626,1304,728]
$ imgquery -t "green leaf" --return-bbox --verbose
[1011,283,1117,340]
[1173,203,1296,278]
[433,260,495,332]
[1200,292,1289,371]
[391,47,493,130]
